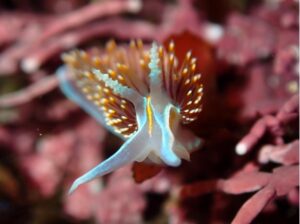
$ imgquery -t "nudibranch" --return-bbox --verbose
[56,40,203,193]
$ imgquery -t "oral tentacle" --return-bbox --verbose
[173,142,190,161]
[152,103,181,166]
[69,123,149,194]
[147,152,163,164]
[175,126,202,152]
[135,146,151,162]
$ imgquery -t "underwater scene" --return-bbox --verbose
[0,0,298,223]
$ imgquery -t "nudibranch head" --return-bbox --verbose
[56,40,203,193]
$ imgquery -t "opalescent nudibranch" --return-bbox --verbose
[56,40,203,193]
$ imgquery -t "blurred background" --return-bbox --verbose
[0,0,298,223]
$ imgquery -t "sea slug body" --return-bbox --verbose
[56,40,203,193]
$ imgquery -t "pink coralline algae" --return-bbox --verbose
[0,0,298,223]
[218,1,298,119]
[181,95,299,224]
[64,166,146,223]
[217,13,276,65]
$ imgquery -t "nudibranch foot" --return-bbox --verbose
[57,39,204,193]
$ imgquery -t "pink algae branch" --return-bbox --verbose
[181,165,299,224]
[34,0,141,45]
[0,0,142,75]
[235,94,299,155]
[21,19,157,73]
[180,95,299,224]
[0,75,58,107]
[259,140,299,165]
[232,165,299,224]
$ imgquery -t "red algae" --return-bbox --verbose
[0,0,298,223]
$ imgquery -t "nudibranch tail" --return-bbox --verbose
[57,39,203,193]
[69,123,149,194]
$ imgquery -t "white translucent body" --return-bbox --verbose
[56,43,201,194]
